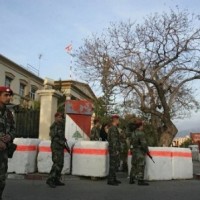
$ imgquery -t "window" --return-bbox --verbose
[30,86,38,100]
[19,83,26,96]
[5,76,13,87]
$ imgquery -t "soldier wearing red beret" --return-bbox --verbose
[128,120,149,186]
[0,86,15,199]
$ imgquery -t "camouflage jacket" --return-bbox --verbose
[0,105,15,144]
[108,125,120,154]
[90,126,100,141]
[118,128,128,153]
[130,130,148,154]
[49,121,65,150]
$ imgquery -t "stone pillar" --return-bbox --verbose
[37,89,63,140]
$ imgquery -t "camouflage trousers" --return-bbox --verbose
[108,153,119,182]
[48,148,64,182]
[0,150,8,199]
[130,150,146,181]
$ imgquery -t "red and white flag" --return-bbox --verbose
[65,44,72,53]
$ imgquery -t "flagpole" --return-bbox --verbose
[70,47,73,80]
[65,43,73,80]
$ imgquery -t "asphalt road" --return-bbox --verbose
[3,175,200,200]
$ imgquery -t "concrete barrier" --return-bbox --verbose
[172,147,193,179]
[189,145,199,161]
[128,147,193,180]
[8,138,40,174]
[128,147,172,180]
[37,140,70,174]
[145,147,173,180]
[72,141,109,177]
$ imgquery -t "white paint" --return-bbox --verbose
[145,147,173,180]
[8,138,40,174]
[37,140,71,174]
[128,147,193,180]
[72,141,109,177]
[65,114,89,142]
[172,147,193,179]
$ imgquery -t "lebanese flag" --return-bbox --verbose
[65,44,72,53]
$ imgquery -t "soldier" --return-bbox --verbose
[46,112,66,188]
[0,86,15,200]
[128,121,149,186]
[118,128,128,172]
[107,115,121,186]
[90,118,101,141]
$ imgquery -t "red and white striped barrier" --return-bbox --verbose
[72,141,109,177]
[8,138,40,174]
[128,147,193,180]
[37,140,71,174]
[145,147,173,180]
[172,147,193,179]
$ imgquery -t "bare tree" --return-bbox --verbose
[76,9,200,146]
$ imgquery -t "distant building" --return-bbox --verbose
[54,80,97,101]
[0,54,43,108]
[0,54,97,110]
[172,136,190,147]
[190,133,200,144]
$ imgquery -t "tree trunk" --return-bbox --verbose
[150,115,162,145]
[158,122,178,146]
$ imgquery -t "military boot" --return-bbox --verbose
[115,179,121,184]
[107,180,119,186]
[46,178,56,188]
[138,180,149,186]
[55,179,65,186]
[129,177,135,184]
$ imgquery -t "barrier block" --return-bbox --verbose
[145,147,173,180]
[37,140,70,174]
[128,147,173,180]
[172,147,193,179]
[128,147,193,180]
[72,141,109,177]
[8,138,40,174]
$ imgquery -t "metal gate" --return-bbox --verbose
[15,110,40,138]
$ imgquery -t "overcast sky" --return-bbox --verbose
[0,0,200,131]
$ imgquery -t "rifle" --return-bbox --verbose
[147,151,155,163]
[65,141,71,154]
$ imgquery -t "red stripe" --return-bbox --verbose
[172,152,192,157]
[39,146,68,153]
[128,150,192,158]
[16,145,37,151]
[149,151,172,157]
[39,146,51,152]
[73,148,108,155]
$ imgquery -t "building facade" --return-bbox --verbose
[0,54,44,108]
[54,80,97,101]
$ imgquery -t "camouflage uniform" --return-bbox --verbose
[119,128,128,172]
[130,130,148,182]
[0,105,15,199]
[90,126,100,141]
[107,125,120,183]
[47,120,65,183]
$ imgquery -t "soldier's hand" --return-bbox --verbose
[0,140,6,150]
[1,134,11,143]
